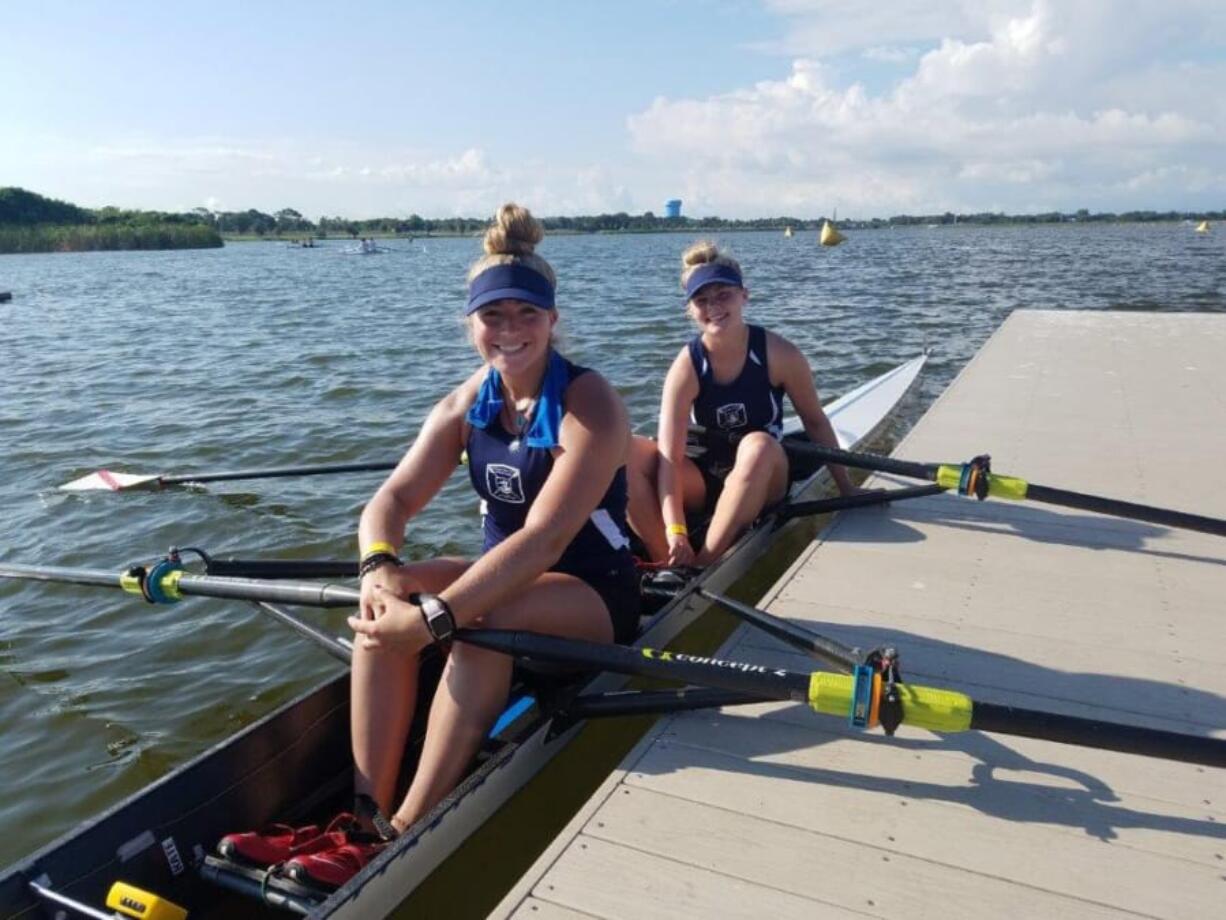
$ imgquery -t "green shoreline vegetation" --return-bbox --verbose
[0,188,222,254]
[1,186,1221,255]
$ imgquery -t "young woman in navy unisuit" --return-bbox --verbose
[296,204,636,886]
[627,240,855,568]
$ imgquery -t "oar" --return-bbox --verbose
[0,562,361,607]
[697,588,864,671]
[773,440,1226,538]
[3,562,1222,766]
[460,629,1226,768]
[58,459,400,492]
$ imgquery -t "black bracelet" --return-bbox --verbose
[358,551,402,579]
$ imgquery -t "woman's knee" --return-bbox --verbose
[732,433,786,476]
[627,436,659,482]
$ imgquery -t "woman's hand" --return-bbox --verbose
[666,532,696,567]
[357,563,416,621]
[348,583,432,653]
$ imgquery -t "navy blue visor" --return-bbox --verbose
[684,263,744,300]
[466,263,556,315]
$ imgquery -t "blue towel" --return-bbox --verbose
[466,350,567,448]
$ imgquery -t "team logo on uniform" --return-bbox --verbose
[485,463,526,503]
[716,402,748,429]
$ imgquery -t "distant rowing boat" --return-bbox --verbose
[0,355,926,919]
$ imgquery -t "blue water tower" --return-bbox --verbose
[665,199,682,219]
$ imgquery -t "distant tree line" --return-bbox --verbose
[0,187,223,253]
[2,187,1221,255]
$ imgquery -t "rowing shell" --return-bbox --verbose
[0,354,926,919]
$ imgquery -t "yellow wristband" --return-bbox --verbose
[666,523,689,537]
[361,540,398,559]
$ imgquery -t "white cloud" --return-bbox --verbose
[630,0,1226,215]
[862,45,920,64]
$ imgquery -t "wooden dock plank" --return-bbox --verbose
[524,834,869,919]
[620,728,1225,917]
[581,785,1158,920]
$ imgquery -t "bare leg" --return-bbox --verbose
[625,435,709,563]
[626,436,667,561]
[390,573,613,830]
[351,557,469,815]
[695,434,789,566]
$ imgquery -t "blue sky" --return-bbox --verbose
[3,1,1224,218]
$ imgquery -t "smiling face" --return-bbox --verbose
[687,283,748,336]
[471,299,557,378]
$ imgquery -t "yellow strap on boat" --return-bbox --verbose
[807,672,973,732]
[934,465,1029,500]
[106,882,188,920]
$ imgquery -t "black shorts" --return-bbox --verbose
[563,557,642,644]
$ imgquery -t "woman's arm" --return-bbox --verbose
[353,371,478,638]
[657,350,700,564]
[358,371,478,554]
[769,333,856,495]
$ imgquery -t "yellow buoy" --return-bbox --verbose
[819,219,845,247]
[1195,220,1210,233]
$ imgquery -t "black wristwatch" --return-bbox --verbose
[418,594,456,643]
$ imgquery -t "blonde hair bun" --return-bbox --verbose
[681,240,721,268]
[679,240,743,290]
[483,203,544,257]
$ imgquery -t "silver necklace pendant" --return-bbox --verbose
[508,437,521,452]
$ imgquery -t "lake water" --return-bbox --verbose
[0,224,1222,875]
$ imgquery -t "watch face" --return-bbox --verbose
[424,598,454,640]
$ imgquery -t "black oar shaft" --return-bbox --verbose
[782,442,1226,539]
[160,460,397,486]
[1025,483,1226,538]
[781,441,938,480]
[698,589,861,671]
[208,559,359,579]
[972,702,1226,768]
[782,483,946,520]
[565,688,768,718]
[458,628,809,702]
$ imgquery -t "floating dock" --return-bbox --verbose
[494,310,1226,919]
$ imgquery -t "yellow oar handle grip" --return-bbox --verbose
[935,465,1029,501]
[808,672,973,733]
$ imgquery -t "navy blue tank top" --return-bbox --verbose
[466,352,633,577]
[688,324,784,476]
